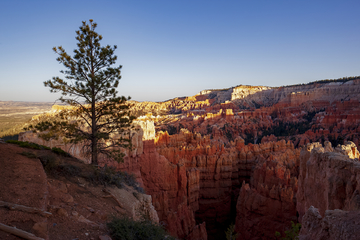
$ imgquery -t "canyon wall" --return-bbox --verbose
[297,141,360,239]
[154,128,305,240]
[195,79,360,108]
[297,141,360,222]
[16,78,360,239]
[235,141,300,240]
[299,206,360,240]
[20,121,207,240]
[19,119,303,240]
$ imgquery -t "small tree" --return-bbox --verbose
[275,221,301,240]
[29,19,135,165]
[225,223,238,240]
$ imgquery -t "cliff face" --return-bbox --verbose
[20,120,207,240]
[299,206,360,240]
[104,125,208,240]
[297,141,360,221]
[139,140,207,239]
[154,129,302,240]
[296,141,360,239]
[194,79,360,108]
[130,79,360,117]
[155,129,234,234]
[235,141,300,240]
[19,119,301,240]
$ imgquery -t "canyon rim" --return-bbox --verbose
[7,77,360,239]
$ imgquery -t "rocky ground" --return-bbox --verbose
[0,141,157,240]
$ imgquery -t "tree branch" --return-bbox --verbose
[0,223,45,240]
[0,201,52,217]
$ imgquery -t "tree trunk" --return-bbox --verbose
[91,99,98,165]
[91,138,98,165]
[90,36,98,166]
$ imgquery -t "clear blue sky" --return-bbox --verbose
[1,0,359,102]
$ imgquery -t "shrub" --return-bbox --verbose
[83,165,144,193]
[107,216,175,240]
[275,221,301,240]
[51,147,70,157]
[38,154,81,177]
[225,223,238,240]
[6,140,50,150]
[19,151,37,159]
[58,163,82,177]
[39,154,60,173]
[2,134,19,141]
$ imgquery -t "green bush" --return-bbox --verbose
[83,165,144,193]
[39,154,59,173]
[225,223,238,240]
[2,134,19,141]
[19,151,37,159]
[51,147,70,157]
[58,163,82,177]
[275,221,301,240]
[6,140,50,150]
[38,154,81,177]
[107,216,175,240]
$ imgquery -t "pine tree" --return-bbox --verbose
[29,19,135,165]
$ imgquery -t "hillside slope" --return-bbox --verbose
[0,141,159,240]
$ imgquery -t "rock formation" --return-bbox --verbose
[297,141,360,222]
[235,141,300,240]
[296,141,360,239]
[299,206,360,240]
[138,139,207,239]
[15,77,360,239]
[20,120,207,240]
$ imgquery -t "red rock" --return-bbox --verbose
[297,141,360,223]
[235,144,300,240]
[32,221,48,239]
[299,206,360,240]
[18,78,360,240]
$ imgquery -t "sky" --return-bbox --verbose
[1,0,360,102]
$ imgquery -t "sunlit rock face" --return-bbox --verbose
[138,140,206,240]
[154,128,302,240]
[18,120,149,164]
[19,130,92,164]
[100,121,208,240]
[154,129,238,239]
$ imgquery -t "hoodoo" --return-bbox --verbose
[19,78,360,239]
